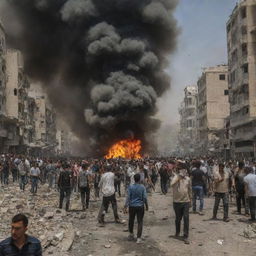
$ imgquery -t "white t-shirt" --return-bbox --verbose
[99,172,115,197]
[244,173,256,197]
[30,167,40,177]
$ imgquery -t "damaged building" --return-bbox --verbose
[178,85,198,155]
[196,65,230,155]
[227,0,256,159]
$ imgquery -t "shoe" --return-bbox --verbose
[223,218,230,222]
[115,219,125,224]
[184,238,190,244]
[211,216,217,220]
[128,233,134,241]
[136,238,142,244]
[175,233,180,237]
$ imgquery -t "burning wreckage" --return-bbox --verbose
[1,0,179,158]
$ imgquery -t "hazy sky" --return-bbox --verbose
[157,0,238,125]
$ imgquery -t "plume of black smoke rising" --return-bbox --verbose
[1,0,179,156]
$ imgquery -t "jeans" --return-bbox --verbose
[236,191,249,214]
[31,177,39,194]
[213,192,229,219]
[19,175,27,191]
[3,172,9,185]
[59,187,72,211]
[192,186,204,212]
[173,202,189,238]
[160,178,168,194]
[48,173,56,189]
[114,181,121,196]
[129,206,144,238]
[12,169,18,182]
[248,196,256,220]
[94,183,100,198]
[98,194,119,223]
[80,187,90,209]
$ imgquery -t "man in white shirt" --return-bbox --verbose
[30,163,40,194]
[97,165,122,226]
[244,167,256,222]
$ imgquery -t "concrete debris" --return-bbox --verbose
[243,224,256,239]
[0,184,78,255]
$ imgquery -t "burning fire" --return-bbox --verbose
[105,139,142,159]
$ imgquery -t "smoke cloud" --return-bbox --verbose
[0,0,179,156]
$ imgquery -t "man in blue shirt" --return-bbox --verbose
[0,214,42,256]
[124,173,148,244]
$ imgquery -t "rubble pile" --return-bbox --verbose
[0,184,83,256]
[243,223,256,239]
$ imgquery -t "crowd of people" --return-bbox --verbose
[0,154,256,253]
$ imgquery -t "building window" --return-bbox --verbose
[14,88,17,96]
[242,63,248,73]
[241,26,247,35]
[224,90,229,96]
[241,7,247,19]
[219,74,226,80]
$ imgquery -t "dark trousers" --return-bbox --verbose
[173,202,189,238]
[59,187,72,211]
[19,175,27,191]
[94,183,100,198]
[31,177,39,194]
[248,196,256,220]
[160,178,168,194]
[192,186,204,211]
[80,187,90,209]
[114,181,121,196]
[98,194,119,223]
[213,192,229,219]
[129,206,144,238]
[236,191,249,214]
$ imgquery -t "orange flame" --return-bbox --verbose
[105,139,142,159]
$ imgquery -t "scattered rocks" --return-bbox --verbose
[243,224,256,239]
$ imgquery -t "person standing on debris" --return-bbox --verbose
[171,161,192,244]
[30,163,41,194]
[244,167,256,222]
[78,163,92,210]
[212,163,233,222]
[97,165,123,226]
[190,161,205,215]
[58,163,73,211]
[234,162,249,216]
[124,173,148,244]
[0,214,42,256]
[159,163,169,195]
[18,159,27,191]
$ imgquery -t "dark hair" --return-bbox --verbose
[12,214,28,227]
[238,162,244,169]
[134,173,141,183]
[219,163,225,168]
[194,161,201,169]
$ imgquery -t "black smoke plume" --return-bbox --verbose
[0,0,179,156]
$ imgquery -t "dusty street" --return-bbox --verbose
[1,183,256,256]
[71,187,256,256]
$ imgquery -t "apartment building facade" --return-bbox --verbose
[196,65,230,155]
[227,0,256,158]
[0,21,7,152]
[178,85,198,155]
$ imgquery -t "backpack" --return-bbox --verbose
[60,170,72,187]
[79,171,88,188]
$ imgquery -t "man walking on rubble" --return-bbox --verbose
[97,165,123,226]
[78,163,92,210]
[171,161,192,244]
[58,163,73,211]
